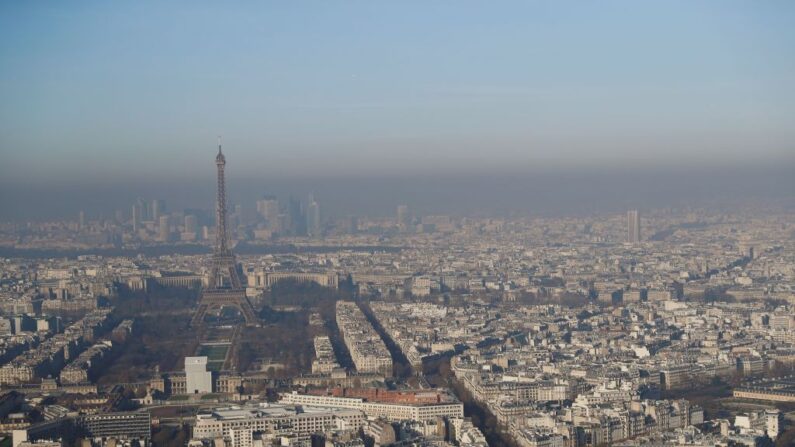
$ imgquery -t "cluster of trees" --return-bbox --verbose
[111,282,198,318]
[236,315,320,376]
[240,278,356,375]
[95,284,199,384]
[774,428,795,447]
[262,277,355,320]
[698,287,738,303]
[151,425,190,447]
[96,311,199,383]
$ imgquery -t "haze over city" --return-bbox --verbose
[1,2,795,447]
[2,1,794,220]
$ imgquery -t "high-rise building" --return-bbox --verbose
[397,205,410,231]
[135,197,149,221]
[288,196,305,236]
[184,214,198,234]
[233,203,243,226]
[256,196,280,226]
[275,213,289,234]
[158,215,170,242]
[306,194,321,237]
[78,211,85,231]
[181,214,198,242]
[627,209,641,244]
[152,199,166,221]
[131,204,141,232]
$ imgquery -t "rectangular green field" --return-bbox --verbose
[198,344,230,371]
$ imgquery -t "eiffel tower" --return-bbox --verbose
[191,138,258,326]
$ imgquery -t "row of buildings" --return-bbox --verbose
[0,309,113,385]
[335,302,392,376]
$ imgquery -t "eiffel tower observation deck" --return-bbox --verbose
[191,138,258,326]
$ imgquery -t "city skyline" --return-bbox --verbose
[1,160,793,222]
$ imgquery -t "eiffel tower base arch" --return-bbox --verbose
[191,288,258,327]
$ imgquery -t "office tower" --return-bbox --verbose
[158,215,170,242]
[288,196,305,236]
[152,199,165,221]
[184,214,198,234]
[256,196,280,225]
[306,194,321,237]
[131,203,141,232]
[181,214,198,242]
[233,203,243,224]
[135,197,150,221]
[627,210,641,244]
[230,203,243,235]
[397,204,410,231]
[114,209,124,224]
[191,139,257,326]
[276,213,289,234]
[78,211,85,231]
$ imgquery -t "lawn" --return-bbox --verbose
[198,344,229,371]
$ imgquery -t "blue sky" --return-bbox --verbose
[1,1,794,183]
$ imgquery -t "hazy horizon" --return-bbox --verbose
[2,1,795,184]
[2,163,793,221]
[2,1,794,220]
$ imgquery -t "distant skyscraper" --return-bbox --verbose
[131,204,141,232]
[184,214,198,234]
[231,203,243,234]
[152,199,166,221]
[135,197,149,221]
[275,213,289,234]
[256,196,280,226]
[397,204,410,231]
[158,215,170,242]
[288,196,305,236]
[627,209,641,244]
[306,194,321,237]
[78,210,85,231]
